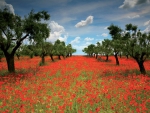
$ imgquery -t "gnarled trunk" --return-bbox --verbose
[50,54,54,61]
[5,54,15,73]
[41,55,45,64]
[126,54,129,59]
[105,54,109,62]
[0,56,2,62]
[58,55,61,60]
[66,53,69,58]
[62,54,65,59]
[114,53,119,65]
[96,54,98,59]
[134,52,147,75]
[136,59,146,75]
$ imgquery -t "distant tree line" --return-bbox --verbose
[15,39,76,64]
[83,24,150,75]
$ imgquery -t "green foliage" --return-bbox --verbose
[0,8,50,53]
[107,24,122,40]
[0,8,51,72]
[54,40,66,56]
[82,44,95,56]
[102,39,112,55]
[123,24,150,60]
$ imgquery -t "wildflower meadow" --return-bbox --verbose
[0,56,150,113]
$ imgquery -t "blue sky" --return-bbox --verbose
[1,0,150,55]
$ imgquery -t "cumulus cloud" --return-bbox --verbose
[143,25,150,33]
[50,21,65,33]
[58,34,68,42]
[84,37,94,41]
[127,15,140,19]
[70,37,80,44]
[101,33,108,37]
[47,21,67,42]
[75,16,93,28]
[144,20,150,26]
[143,20,150,33]
[0,0,14,14]
[119,0,150,9]
[104,26,108,29]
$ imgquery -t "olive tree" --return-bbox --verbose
[47,42,55,62]
[107,24,122,65]
[54,40,66,60]
[102,39,113,62]
[123,23,150,74]
[0,9,50,73]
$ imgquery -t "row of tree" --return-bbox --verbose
[0,9,76,73]
[83,24,150,75]
[15,39,76,63]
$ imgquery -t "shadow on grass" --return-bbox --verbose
[100,69,150,79]
[0,67,40,84]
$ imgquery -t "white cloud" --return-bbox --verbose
[104,26,108,30]
[47,21,67,42]
[75,16,93,28]
[119,0,150,9]
[84,37,94,41]
[143,25,150,33]
[101,33,108,37]
[59,34,68,42]
[50,21,65,33]
[70,37,80,44]
[127,15,140,19]
[0,0,14,14]
[141,20,150,33]
[144,20,150,26]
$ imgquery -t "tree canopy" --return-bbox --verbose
[0,9,50,72]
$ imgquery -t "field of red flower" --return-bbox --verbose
[0,56,150,113]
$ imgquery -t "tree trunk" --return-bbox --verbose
[41,55,45,64]
[136,59,146,75]
[114,54,119,65]
[62,54,65,59]
[0,57,1,62]
[5,54,15,73]
[105,54,109,62]
[126,54,128,59]
[66,53,69,58]
[96,54,98,59]
[50,55,54,61]
[58,55,61,60]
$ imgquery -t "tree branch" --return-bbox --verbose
[0,28,8,38]
[11,33,29,55]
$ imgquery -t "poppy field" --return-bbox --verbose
[0,56,150,113]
